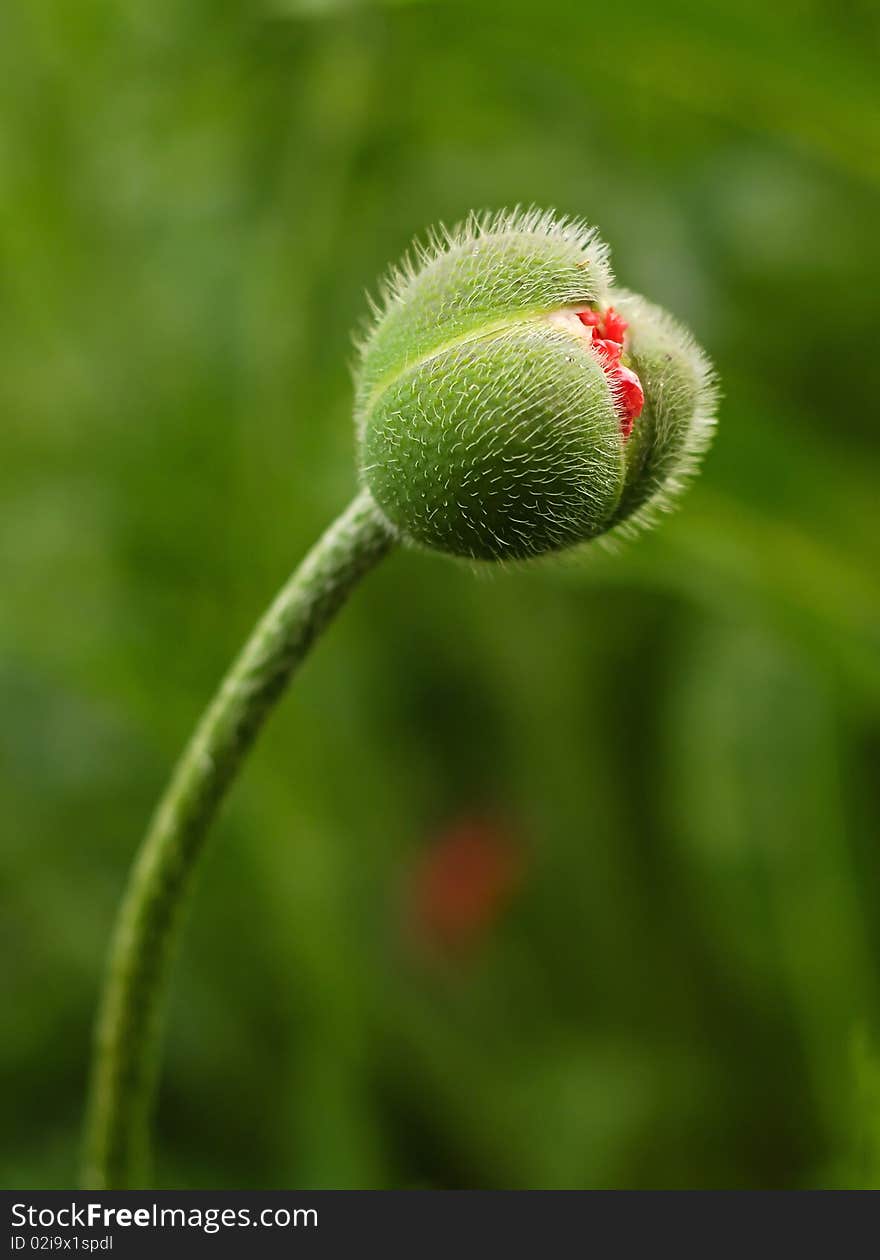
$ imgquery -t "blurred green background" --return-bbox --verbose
[2,0,880,1190]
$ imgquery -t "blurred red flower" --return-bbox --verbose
[405,815,525,958]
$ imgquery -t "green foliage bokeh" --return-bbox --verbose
[2,0,879,1189]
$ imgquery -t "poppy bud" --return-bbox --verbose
[355,209,717,560]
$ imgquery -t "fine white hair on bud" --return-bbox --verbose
[354,207,718,562]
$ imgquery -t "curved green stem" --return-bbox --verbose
[82,490,394,1189]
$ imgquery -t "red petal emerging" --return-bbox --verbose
[575,305,628,342]
[592,337,623,366]
[576,308,601,327]
[600,306,628,344]
[572,304,640,443]
[611,363,645,440]
[574,305,643,442]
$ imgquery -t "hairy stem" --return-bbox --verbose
[82,490,394,1189]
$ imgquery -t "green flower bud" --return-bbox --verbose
[355,209,717,561]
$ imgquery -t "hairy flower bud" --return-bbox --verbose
[355,209,717,561]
